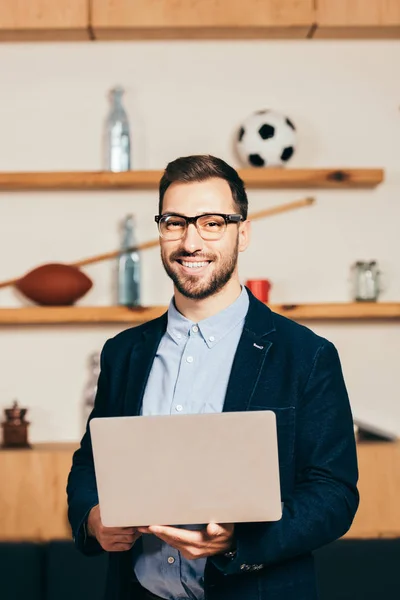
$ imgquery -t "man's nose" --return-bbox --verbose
[181,223,204,253]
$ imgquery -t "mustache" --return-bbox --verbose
[169,251,215,261]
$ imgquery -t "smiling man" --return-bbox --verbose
[67,155,359,600]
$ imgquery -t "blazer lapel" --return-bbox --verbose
[122,291,275,417]
[123,313,167,416]
[223,291,276,413]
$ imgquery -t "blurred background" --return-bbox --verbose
[0,1,399,599]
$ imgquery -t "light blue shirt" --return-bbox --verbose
[133,287,249,600]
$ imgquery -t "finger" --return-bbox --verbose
[109,542,134,552]
[148,525,204,547]
[102,526,137,535]
[106,534,139,544]
[207,522,234,537]
[206,523,221,536]
[103,528,142,541]
[102,529,139,539]
[136,526,152,534]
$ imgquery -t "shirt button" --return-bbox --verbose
[176,405,183,412]
[176,333,182,339]
[209,336,215,342]
[167,556,175,564]
[186,356,194,363]
[192,325,199,333]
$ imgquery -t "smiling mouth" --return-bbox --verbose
[176,259,211,271]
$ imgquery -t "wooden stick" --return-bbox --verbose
[0,196,315,290]
[247,196,314,221]
[75,239,159,268]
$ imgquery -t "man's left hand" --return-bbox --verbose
[137,523,235,560]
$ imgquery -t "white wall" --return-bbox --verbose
[0,40,399,442]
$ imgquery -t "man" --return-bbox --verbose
[67,154,359,600]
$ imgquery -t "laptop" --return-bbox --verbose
[90,410,282,527]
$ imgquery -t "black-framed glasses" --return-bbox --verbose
[154,213,244,241]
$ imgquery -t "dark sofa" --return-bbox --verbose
[1,539,399,600]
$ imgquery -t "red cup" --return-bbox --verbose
[245,279,272,303]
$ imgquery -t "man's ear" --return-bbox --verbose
[238,219,251,253]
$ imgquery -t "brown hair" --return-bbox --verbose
[159,155,248,219]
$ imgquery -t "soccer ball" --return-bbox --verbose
[236,109,297,168]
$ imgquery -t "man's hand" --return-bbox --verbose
[87,504,142,552]
[137,523,235,560]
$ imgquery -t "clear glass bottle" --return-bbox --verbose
[105,86,131,172]
[351,261,381,302]
[82,352,100,433]
[118,214,141,306]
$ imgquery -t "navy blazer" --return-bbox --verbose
[67,290,359,600]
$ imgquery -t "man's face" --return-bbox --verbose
[159,178,250,300]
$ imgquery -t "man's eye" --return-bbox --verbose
[167,220,184,228]
[202,219,223,228]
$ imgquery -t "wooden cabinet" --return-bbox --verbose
[315,0,400,38]
[0,443,76,541]
[91,0,314,40]
[345,441,400,539]
[0,441,399,541]
[0,0,89,41]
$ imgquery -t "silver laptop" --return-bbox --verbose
[90,410,282,527]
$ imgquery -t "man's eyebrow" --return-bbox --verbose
[162,211,216,217]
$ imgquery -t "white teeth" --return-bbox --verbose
[182,261,208,269]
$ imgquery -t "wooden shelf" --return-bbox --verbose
[0,168,384,191]
[91,0,314,40]
[314,0,400,39]
[1,0,399,42]
[0,0,89,42]
[0,303,399,325]
[274,302,400,321]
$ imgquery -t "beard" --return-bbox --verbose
[161,238,239,300]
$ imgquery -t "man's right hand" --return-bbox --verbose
[87,504,142,552]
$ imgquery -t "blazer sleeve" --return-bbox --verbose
[66,340,112,556]
[212,341,359,574]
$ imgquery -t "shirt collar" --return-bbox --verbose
[166,299,193,345]
[198,286,249,348]
[166,287,249,348]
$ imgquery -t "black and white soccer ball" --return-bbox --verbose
[236,109,297,168]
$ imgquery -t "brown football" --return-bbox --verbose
[16,263,93,306]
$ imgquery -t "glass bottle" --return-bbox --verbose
[82,352,100,433]
[117,214,141,306]
[351,261,381,302]
[105,86,131,172]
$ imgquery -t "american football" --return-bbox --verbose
[16,263,93,306]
